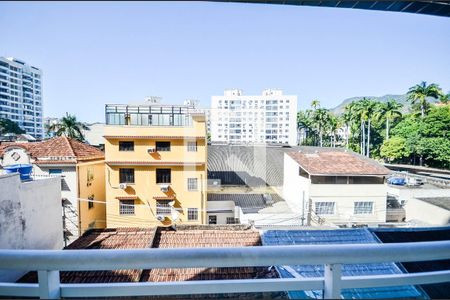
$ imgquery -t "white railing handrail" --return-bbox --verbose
[0,241,449,271]
[1,241,450,299]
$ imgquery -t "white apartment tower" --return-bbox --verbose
[0,57,43,139]
[210,89,297,145]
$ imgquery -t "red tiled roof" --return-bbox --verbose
[0,137,104,163]
[287,148,390,176]
[18,228,156,284]
[116,196,139,200]
[104,135,204,140]
[141,226,273,283]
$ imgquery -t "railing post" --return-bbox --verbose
[38,270,60,299]
[324,264,341,299]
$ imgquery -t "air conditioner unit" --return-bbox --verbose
[119,183,128,189]
[147,147,156,153]
[156,215,165,221]
[160,183,170,192]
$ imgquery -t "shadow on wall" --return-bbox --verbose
[207,171,267,186]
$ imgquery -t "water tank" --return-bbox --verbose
[4,164,33,181]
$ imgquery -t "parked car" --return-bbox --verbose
[407,177,426,186]
[387,177,407,186]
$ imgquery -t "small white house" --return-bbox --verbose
[283,148,390,226]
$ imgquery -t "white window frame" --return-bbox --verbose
[188,208,198,221]
[354,201,374,215]
[187,178,198,191]
[187,141,197,152]
[315,202,335,215]
[119,200,135,215]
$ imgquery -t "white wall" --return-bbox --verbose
[404,198,450,226]
[1,147,31,166]
[206,200,236,224]
[0,173,63,282]
[283,153,309,215]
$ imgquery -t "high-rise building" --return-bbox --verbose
[210,89,298,146]
[104,98,208,227]
[0,57,43,139]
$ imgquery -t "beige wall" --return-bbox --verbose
[404,198,450,226]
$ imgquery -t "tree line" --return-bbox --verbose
[297,81,450,169]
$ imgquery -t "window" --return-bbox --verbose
[119,168,135,184]
[88,195,94,209]
[187,141,197,152]
[49,169,62,175]
[208,215,217,224]
[119,200,134,215]
[315,202,335,215]
[119,141,134,151]
[354,202,373,214]
[226,217,239,224]
[188,208,198,221]
[156,141,171,152]
[187,178,198,191]
[156,168,171,183]
[156,200,171,215]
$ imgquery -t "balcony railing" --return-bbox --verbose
[0,241,449,299]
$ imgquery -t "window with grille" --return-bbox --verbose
[156,141,171,152]
[226,217,239,224]
[88,195,94,209]
[156,168,171,183]
[156,200,171,215]
[119,141,134,151]
[354,202,373,214]
[187,141,197,152]
[188,208,198,221]
[315,202,335,215]
[119,200,134,215]
[187,178,198,191]
[119,168,134,183]
[208,215,217,224]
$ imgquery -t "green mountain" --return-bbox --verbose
[331,94,409,115]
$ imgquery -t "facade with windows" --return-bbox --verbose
[104,99,207,227]
[0,57,43,138]
[283,148,390,226]
[210,89,298,145]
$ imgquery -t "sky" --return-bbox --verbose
[1,1,450,123]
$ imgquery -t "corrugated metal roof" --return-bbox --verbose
[262,229,423,299]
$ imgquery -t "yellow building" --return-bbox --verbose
[104,102,207,227]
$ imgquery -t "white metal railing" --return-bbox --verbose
[0,241,450,299]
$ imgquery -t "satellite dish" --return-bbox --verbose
[171,208,180,222]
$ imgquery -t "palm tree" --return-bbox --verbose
[311,99,320,110]
[47,113,89,141]
[313,108,330,147]
[326,114,339,147]
[340,110,352,149]
[363,99,378,157]
[407,81,442,118]
[375,99,403,141]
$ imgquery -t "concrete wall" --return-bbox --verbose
[1,147,31,166]
[0,173,63,282]
[404,198,450,226]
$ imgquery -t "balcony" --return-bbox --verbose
[0,241,449,299]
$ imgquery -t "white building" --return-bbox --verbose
[283,147,390,226]
[0,173,63,282]
[0,57,43,139]
[210,89,297,146]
